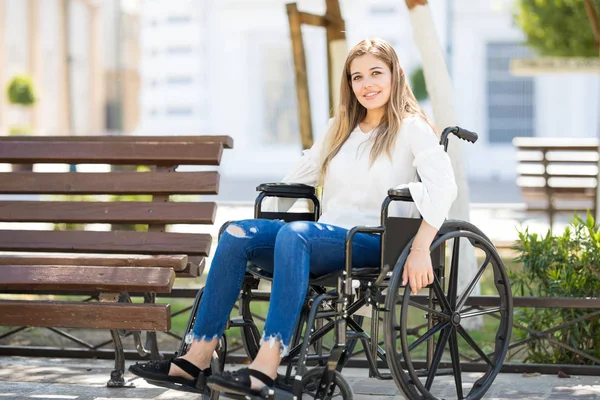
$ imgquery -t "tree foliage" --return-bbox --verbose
[514,0,600,57]
[6,74,36,106]
[409,66,428,102]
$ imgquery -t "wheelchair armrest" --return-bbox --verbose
[388,187,413,202]
[256,182,316,197]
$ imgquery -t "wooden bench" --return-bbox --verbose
[0,135,232,386]
[513,137,597,228]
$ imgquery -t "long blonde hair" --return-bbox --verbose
[319,38,433,183]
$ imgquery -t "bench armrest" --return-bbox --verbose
[388,187,413,202]
[256,183,316,198]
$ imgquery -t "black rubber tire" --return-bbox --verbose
[300,367,353,400]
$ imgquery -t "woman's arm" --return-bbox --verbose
[402,219,437,294]
[401,116,458,293]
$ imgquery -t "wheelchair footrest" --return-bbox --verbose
[229,316,255,328]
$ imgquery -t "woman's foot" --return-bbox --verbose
[128,337,219,393]
[246,361,278,391]
[168,337,219,379]
[168,354,210,380]
[207,367,276,396]
[128,357,211,393]
[207,339,280,395]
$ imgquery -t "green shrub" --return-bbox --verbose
[7,75,36,106]
[409,66,428,102]
[8,125,35,135]
[511,213,600,364]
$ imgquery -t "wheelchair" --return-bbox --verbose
[177,127,513,400]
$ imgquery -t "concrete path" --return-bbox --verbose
[0,356,598,399]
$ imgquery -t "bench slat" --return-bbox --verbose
[179,258,205,278]
[0,135,234,149]
[0,142,222,165]
[0,265,175,293]
[519,186,596,193]
[0,201,216,224]
[0,253,188,270]
[0,171,219,195]
[518,173,597,178]
[513,137,598,150]
[0,300,171,331]
[0,230,211,256]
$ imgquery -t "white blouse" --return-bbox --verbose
[262,115,458,230]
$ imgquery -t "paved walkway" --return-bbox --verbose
[0,356,599,399]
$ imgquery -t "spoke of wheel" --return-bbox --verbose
[425,325,452,390]
[408,300,449,320]
[408,321,449,353]
[432,276,451,312]
[448,328,464,399]
[456,252,491,311]
[457,325,494,367]
[448,237,461,309]
[461,307,503,319]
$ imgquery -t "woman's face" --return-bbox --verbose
[349,53,392,112]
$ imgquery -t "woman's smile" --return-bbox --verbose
[364,91,380,100]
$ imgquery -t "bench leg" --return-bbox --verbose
[107,329,126,388]
[145,331,162,360]
[143,293,163,360]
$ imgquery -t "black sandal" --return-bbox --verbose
[207,368,275,397]
[128,358,211,393]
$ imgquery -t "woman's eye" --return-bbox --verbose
[372,71,381,76]
[353,76,361,81]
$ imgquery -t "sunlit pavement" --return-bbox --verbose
[0,356,598,399]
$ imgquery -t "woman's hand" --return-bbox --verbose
[401,219,438,294]
[402,249,434,295]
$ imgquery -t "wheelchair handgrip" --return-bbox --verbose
[454,127,478,143]
[387,187,413,202]
[440,126,479,146]
[256,182,316,197]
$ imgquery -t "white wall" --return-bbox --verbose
[37,0,62,135]
[69,0,91,135]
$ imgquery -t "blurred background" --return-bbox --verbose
[0,0,598,204]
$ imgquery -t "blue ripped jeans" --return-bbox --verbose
[190,219,381,356]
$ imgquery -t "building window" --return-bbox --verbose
[369,5,397,15]
[259,42,298,145]
[167,76,194,85]
[167,15,192,24]
[486,42,535,143]
[166,107,193,116]
[167,46,193,55]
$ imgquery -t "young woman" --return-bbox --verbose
[130,38,457,397]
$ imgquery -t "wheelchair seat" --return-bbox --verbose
[246,264,381,288]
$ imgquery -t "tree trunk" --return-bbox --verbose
[405,0,482,329]
[325,0,347,117]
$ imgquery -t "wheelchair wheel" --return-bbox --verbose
[301,367,353,400]
[384,220,512,400]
